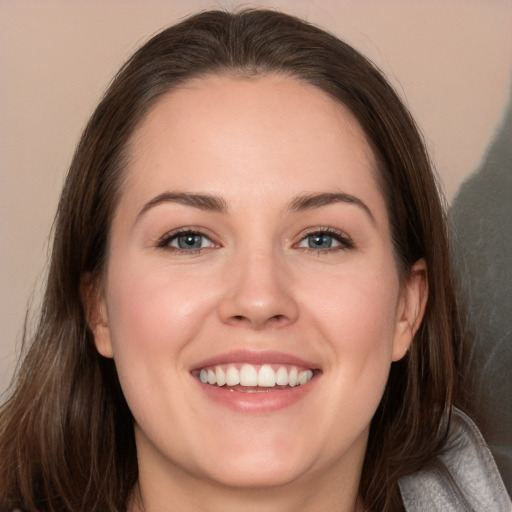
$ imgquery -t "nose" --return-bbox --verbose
[217,248,299,330]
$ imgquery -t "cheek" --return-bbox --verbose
[104,257,218,369]
[102,257,225,439]
[309,263,398,343]
[302,262,399,402]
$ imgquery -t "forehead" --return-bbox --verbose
[121,73,383,215]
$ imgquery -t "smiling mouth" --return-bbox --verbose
[193,363,316,390]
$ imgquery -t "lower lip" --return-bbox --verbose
[194,377,318,413]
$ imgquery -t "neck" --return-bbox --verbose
[130,452,366,512]
[131,483,364,512]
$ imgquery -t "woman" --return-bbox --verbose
[0,9,509,512]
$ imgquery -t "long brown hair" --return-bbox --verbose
[0,9,462,512]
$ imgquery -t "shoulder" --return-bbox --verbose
[398,408,512,512]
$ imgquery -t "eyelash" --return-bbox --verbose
[157,228,218,254]
[156,227,355,254]
[294,227,355,254]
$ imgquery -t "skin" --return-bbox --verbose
[88,74,427,512]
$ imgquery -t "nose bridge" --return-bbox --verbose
[218,240,298,328]
[240,244,282,297]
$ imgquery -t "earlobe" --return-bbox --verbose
[392,259,428,362]
[80,273,114,358]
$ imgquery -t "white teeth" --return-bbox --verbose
[215,366,226,386]
[197,363,315,388]
[288,367,298,387]
[257,365,276,387]
[276,366,289,386]
[299,370,313,385]
[225,366,240,386]
[240,364,258,386]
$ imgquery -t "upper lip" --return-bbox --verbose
[190,350,321,372]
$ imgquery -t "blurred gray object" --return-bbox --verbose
[450,88,512,497]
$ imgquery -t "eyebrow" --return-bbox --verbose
[289,192,376,225]
[137,192,228,220]
[136,190,375,225]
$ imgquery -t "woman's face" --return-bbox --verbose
[90,74,426,499]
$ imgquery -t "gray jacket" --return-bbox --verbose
[399,408,512,511]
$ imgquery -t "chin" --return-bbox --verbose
[187,429,317,490]
[202,458,308,490]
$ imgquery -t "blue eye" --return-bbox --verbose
[297,230,353,251]
[174,233,205,249]
[305,233,335,249]
[159,231,215,251]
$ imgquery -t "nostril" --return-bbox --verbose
[219,292,300,328]
[228,313,287,327]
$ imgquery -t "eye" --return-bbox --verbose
[158,230,217,251]
[297,229,354,251]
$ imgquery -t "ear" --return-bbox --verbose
[392,259,428,362]
[81,273,114,358]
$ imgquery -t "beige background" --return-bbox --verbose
[1,0,511,395]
